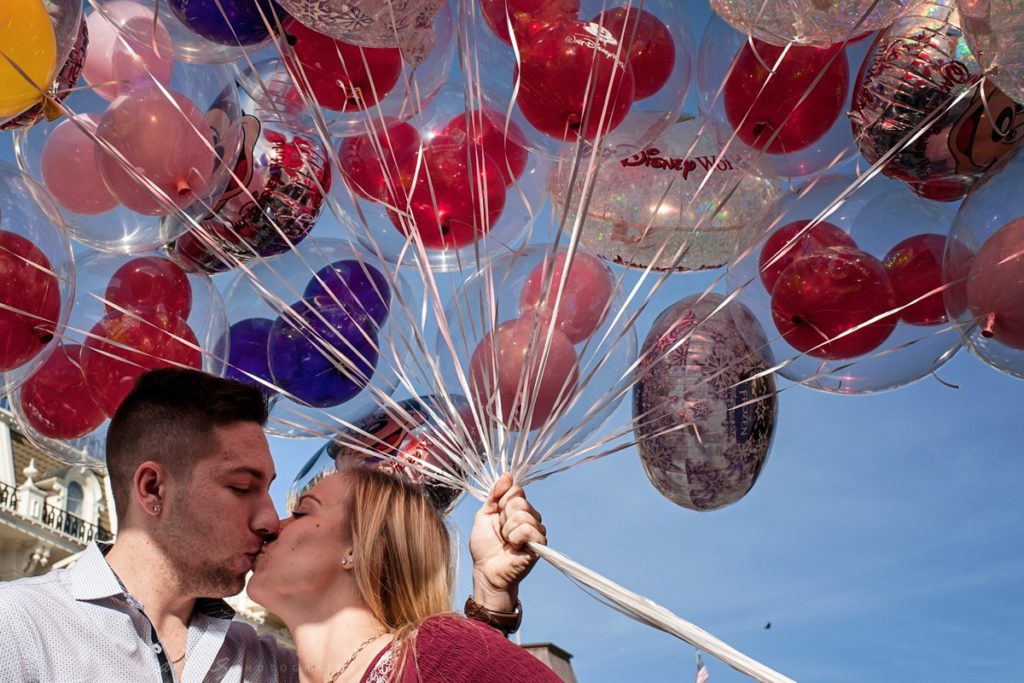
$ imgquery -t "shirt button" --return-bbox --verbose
[153,644,163,654]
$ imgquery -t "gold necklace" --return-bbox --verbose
[327,631,387,683]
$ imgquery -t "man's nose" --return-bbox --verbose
[253,493,281,538]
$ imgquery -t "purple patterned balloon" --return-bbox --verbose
[633,293,777,511]
[268,297,378,408]
[303,260,391,328]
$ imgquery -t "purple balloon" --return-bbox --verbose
[268,297,378,407]
[225,318,274,393]
[169,0,283,45]
[303,260,391,327]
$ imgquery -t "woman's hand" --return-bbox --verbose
[469,474,547,612]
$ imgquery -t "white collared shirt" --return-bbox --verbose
[0,543,299,683]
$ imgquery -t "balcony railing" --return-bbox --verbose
[0,480,16,512]
[40,503,112,544]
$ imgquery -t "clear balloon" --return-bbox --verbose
[466,0,695,158]
[17,344,107,440]
[548,117,782,272]
[331,84,548,271]
[709,0,915,46]
[957,0,1024,109]
[40,116,119,216]
[849,1,1024,199]
[0,162,74,394]
[90,0,277,63]
[697,14,866,179]
[249,6,454,138]
[633,293,777,511]
[82,2,174,101]
[15,56,243,252]
[166,61,331,274]
[10,249,226,460]
[438,244,636,459]
[519,251,615,344]
[223,238,412,438]
[95,85,216,215]
[727,174,962,393]
[275,0,444,48]
[945,143,1024,378]
[290,394,475,515]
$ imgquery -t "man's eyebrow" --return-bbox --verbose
[220,466,273,481]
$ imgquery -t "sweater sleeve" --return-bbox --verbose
[399,615,563,683]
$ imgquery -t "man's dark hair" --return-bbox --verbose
[105,368,269,520]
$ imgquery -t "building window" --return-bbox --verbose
[66,481,84,518]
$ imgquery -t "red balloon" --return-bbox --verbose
[105,256,193,320]
[966,216,1024,350]
[338,121,420,202]
[0,231,61,372]
[441,110,529,185]
[884,234,948,326]
[724,40,849,154]
[759,220,857,293]
[283,19,403,111]
[593,7,675,100]
[19,344,107,439]
[771,246,897,359]
[480,0,579,46]
[519,251,614,343]
[388,138,507,249]
[82,309,202,416]
[907,176,974,203]
[469,317,579,432]
[516,20,636,141]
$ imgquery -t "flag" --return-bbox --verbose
[695,652,710,683]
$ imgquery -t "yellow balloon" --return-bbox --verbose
[0,0,57,119]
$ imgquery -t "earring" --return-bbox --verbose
[340,557,350,566]
[153,504,161,513]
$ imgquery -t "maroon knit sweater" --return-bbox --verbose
[361,615,562,682]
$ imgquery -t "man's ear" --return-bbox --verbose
[134,461,168,518]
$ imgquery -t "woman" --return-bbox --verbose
[247,467,563,682]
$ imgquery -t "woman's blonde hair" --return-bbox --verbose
[344,467,455,635]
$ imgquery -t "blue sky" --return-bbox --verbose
[9,2,1024,681]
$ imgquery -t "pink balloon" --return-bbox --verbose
[95,86,215,216]
[469,317,579,432]
[966,216,1024,350]
[41,115,120,215]
[519,251,615,343]
[83,4,173,102]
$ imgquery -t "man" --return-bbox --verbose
[0,369,545,682]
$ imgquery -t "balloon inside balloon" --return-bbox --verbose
[168,0,282,46]
[19,344,107,440]
[82,309,202,416]
[884,234,948,326]
[515,20,636,141]
[966,216,1024,350]
[519,251,614,344]
[770,246,898,359]
[724,39,848,154]
[268,298,379,407]
[592,7,675,100]
[224,317,275,392]
[304,260,391,328]
[105,256,193,320]
[758,219,857,293]
[0,231,61,372]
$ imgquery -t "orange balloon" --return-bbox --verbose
[0,0,57,119]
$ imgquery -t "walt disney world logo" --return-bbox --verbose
[620,148,737,180]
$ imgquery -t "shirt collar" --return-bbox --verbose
[63,542,237,620]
